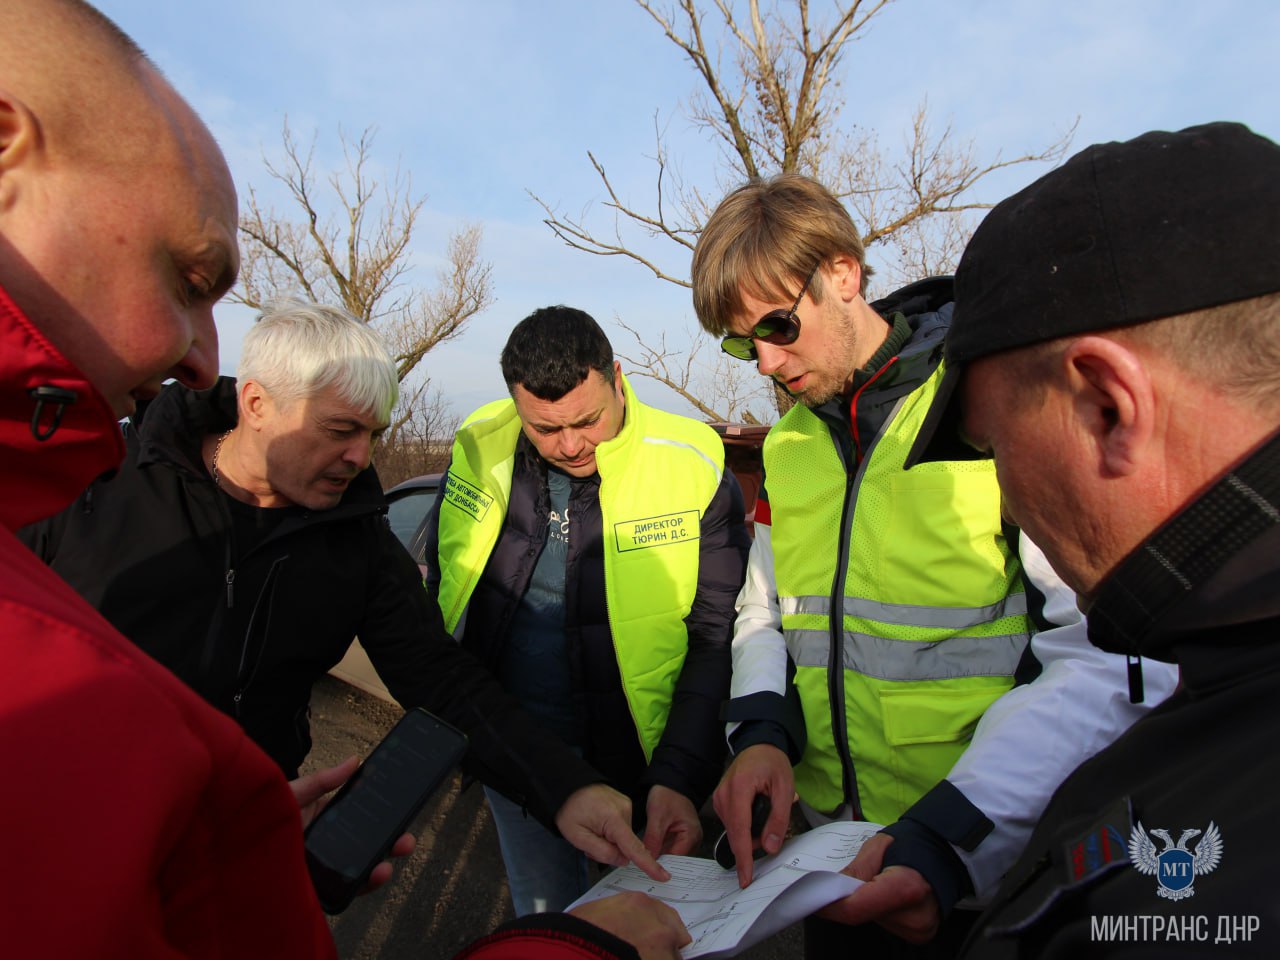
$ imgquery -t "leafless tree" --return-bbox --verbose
[233,122,489,482]
[373,376,461,488]
[615,320,772,424]
[234,122,494,384]
[532,0,1074,417]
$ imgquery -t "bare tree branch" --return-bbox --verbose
[374,376,461,488]
[532,0,1075,417]
[530,131,701,287]
[231,120,494,393]
[615,319,771,423]
[388,225,492,381]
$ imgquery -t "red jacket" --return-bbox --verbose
[1,283,635,959]
[455,914,640,960]
[0,284,336,957]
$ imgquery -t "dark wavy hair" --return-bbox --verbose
[500,306,615,400]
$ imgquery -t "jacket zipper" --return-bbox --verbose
[828,469,860,817]
[198,483,238,683]
[827,358,899,818]
[233,555,289,714]
[209,485,377,714]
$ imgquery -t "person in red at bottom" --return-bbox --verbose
[456,894,689,959]
[0,2,687,957]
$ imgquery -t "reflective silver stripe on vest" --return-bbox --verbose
[780,592,1028,630]
[642,435,723,480]
[785,628,1028,681]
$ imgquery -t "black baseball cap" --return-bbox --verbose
[905,122,1280,469]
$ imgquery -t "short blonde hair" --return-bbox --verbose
[691,173,872,335]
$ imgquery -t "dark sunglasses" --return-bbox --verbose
[720,265,818,362]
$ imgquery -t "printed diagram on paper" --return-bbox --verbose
[570,820,883,958]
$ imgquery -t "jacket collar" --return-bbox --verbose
[868,275,955,322]
[0,283,124,530]
[806,281,954,457]
[1088,429,1280,679]
[134,376,237,475]
[592,372,641,481]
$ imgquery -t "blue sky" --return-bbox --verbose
[99,0,1279,419]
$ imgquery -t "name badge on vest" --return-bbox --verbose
[443,472,495,523]
[614,511,700,552]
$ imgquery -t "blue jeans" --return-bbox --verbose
[484,786,592,916]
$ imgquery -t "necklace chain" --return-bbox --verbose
[211,430,231,488]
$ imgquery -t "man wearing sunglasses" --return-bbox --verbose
[691,174,1177,958]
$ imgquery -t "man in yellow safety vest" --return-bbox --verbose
[692,173,1178,958]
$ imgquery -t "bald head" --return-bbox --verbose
[1,0,237,416]
[3,1,149,157]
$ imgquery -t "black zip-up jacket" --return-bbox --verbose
[426,425,750,810]
[21,379,603,825]
[964,431,1280,958]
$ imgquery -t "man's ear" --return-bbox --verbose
[1062,335,1155,478]
[0,90,39,196]
[238,379,270,430]
[825,254,863,303]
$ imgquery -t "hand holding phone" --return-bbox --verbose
[303,707,468,913]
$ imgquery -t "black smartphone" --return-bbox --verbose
[304,707,468,914]
[713,793,772,869]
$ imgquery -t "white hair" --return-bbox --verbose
[237,298,399,419]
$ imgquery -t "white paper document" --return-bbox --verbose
[569,820,883,958]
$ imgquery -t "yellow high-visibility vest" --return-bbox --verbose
[435,375,725,759]
[767,360,1030,823]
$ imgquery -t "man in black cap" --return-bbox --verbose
[904,122,1280,956]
